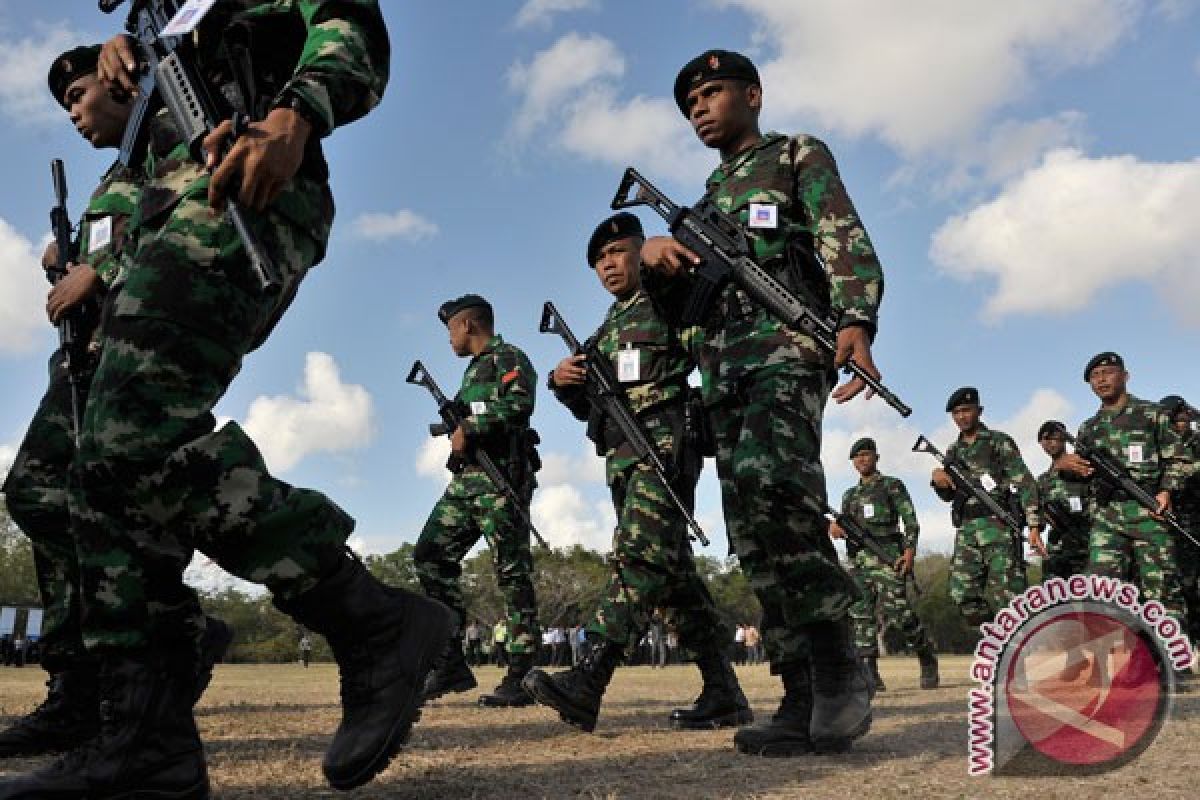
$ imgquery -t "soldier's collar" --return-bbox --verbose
[612,289,645,315]
[859,472,882,485]
[957,422,990,442]
[474,334,503,357]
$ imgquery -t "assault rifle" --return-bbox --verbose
[99,0,280,292]
[912,435,1023,535]
[798,485,921,595]
[539,302,709,546]
[610,167,911,418]
[1045,421,1200,549]
[48,159,86,447]
[407,361,548,549]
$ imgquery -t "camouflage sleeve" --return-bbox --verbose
[932,442,957,503]
[840,487,854,516]
[283,1,391,135]
[891,479,921,551]
[1157,407,1192,492]
[76,166,138,289]
[792,135,884,334]
[998,433,1041,528]
[460,348,536,438]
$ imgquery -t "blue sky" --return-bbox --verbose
[1,1,1198,589]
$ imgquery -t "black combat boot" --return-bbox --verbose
[0,657,209,799]
[732,660,813,756]
[479,652,535,707]
[670,648,754,729]
[274,553,456,791]
[917,647,940,690]
[522,640,623,732]
[422,634,477,701]
[193,616,234,705]
[0,667,99,758]
[862,655,886,692]
[809,621,873,753]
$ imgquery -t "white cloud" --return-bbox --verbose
[725,0,1137,155]
[537,443,605,486]
[513,0,597,30]
[0,221,52,356]
[531,482,615,551]
[183,553,263,596]
[507,32,625,140]
[930,148,1200,324]
[351,210,439,242]
[241,352,375,473]
[0,24,80,125]
[415,435,453,485]
[936,112,1089,193]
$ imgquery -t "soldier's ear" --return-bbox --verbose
[745,83,762,112]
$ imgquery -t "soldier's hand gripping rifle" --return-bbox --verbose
[99,0,280,293]
[48,159,86,448]
[610,167,911,418]
[407,361,549,550]
[539,302,709,547]
[797,484,921,595]
[913,435,1023,535]
[1046,421,1200,549]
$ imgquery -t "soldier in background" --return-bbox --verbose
[1161,395,1200,654]
[1035,421,1092,580]
[831,438,939,691]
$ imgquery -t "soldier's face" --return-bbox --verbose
[447,313,471,357]
[1039,435,1065,458]
[1172,413,1192,435]
[593,236,642,298]
[64,74,131,149]
[951,404,982,432]
[685,79,760,149]
[1087,365,1127,402]
[851,451,878,476]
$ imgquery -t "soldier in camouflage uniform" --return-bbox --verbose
[1035,420,1092,581]
[522,213,751,733]
[0,45,230,762]
[1,7,458,798]
[416,294,542,709]
[830,438,938,691]
[641,50,883,756]
[1161,395,1200,654]
[932,388,1045,627]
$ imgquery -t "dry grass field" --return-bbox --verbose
[1,656,1196,799]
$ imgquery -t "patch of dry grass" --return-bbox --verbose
[0,657,1195,798]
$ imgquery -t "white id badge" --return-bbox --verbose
[1068,496,1083,513]
[88,217,112,253]
[470,401,487,415]
[1128,444,1144,463]
[862,503,875,519]
[747,203,778,229]
[980,473,998,492]
[161,0,219,36]
[617,349,640,382]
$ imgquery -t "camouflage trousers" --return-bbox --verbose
[950,525,1026,627]
[587,460,729,659]
[414,470,539,655]
[1043,526,1091,581]
[1089,500,1185,624]
[709,363,858,672]
[849,546,933,658]
[70,182,352,657]
[1,350,89,670]
[1179,508,1200,644]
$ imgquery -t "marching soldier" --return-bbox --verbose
[1035,421,1092,580]
[1161,395,1200,652]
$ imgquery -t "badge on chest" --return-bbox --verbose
[861,502,875,519]
[88,216,113,253]
[748,203,778,229]
[618,348,641,382]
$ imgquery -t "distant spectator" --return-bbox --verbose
[733,624,747,666]
[493,619,509,667]
[299,634,313,668]
[465,620,483,666]
[744,625,762,665]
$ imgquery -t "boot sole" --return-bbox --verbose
[423,675,478,702]
[477,694,534,708]
[670,709,755,730]
[523,674,598,733]
[812,711,872,754]
[735,738,815,757]
[323,598,456,791]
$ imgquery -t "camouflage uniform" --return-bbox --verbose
[2,164,136,669]
[935,425,1039,626]
[647,132,882,670]
[840,475,933,658]
[1036,467,1091,580]
[69,1,389,657]
[550,290,728,655]
[414,335,540,655]
[1079,396,1191,624]
[1176,430,1200,644]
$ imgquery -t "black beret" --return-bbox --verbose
[586,212,643,267]
[1037,420,1067,440]
[1160,394,1188,414]
[48,45,101,109]
[849,437,876,458]
[438,294,491,325]
[945,387,980,412]
[1083,351,1123,381]
[673,49,760,116]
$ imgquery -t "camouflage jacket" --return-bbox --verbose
[1177,431,1200,516]
[77,162,139,290]
[552,290,699,481]
[935,424,1040,541]
[1077,395,1193,499]
[840,473,920,551]
[456,335,537,471]
[648,132,884,402]
[1036,466,1091,545]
